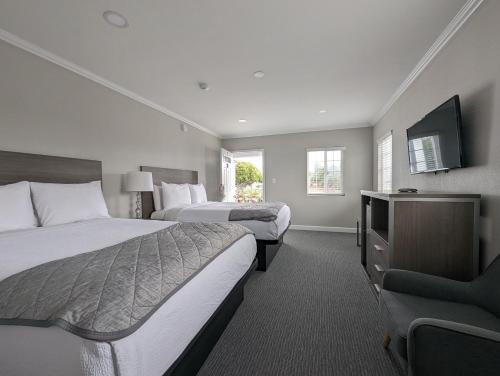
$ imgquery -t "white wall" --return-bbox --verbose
[223,127,373,229]
[373,0,500,269]
[0,40,221,218]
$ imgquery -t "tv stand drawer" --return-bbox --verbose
[369,232,389,269]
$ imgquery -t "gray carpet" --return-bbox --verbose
[198,230,402,376]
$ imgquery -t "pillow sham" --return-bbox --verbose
[153,185,163,211]
[189,184,208,204]
[0,181,38,232]
[30,181,110,227]
[161,182,191,210]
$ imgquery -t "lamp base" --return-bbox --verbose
[135,192,142,219]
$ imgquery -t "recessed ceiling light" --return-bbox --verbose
[238,119,247,124]
[103,10,128,28]
[253,71,265,79]
[319,110,327,114]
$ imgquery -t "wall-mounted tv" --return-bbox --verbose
[407,95,463,174]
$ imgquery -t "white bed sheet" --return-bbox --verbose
[0,218,256,376]
[152,202,291,240]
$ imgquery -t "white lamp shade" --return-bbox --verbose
[125,171,154,192]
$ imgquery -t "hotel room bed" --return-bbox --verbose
[0,218,256,376]
[140,165,291,271]
[0,150,257,376]
[151,201,291,241]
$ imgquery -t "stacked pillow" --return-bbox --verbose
[0,180,110,231]
[30,181,110,227]
[161,183,192,210]
[0,181,38,232]
[189,184,208,204]
[153,183,208,211]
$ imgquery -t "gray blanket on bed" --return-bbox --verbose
[0,222,252,341]
[228,202,285,222]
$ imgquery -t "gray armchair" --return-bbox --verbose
[379,255,500,376]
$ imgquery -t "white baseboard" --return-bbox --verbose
[289,225,356,233]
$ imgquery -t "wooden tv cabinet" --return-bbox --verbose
[360,191,480,293]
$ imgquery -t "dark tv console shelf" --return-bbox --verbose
[360,190,480,293]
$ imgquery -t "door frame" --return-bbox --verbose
[220,148,235,202]
[232,149,266,202]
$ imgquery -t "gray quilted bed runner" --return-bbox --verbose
[228,202,285,222]
[0,222,252,341]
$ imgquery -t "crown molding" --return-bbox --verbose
[1,0,484,139]
[221,123,372,139]
[371,0,484,125]
[0,28,219,138]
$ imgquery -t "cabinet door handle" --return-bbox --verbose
[373,244,385,253]
[374,264,384,273]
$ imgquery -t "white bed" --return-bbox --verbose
[151,201,291,241]
[0,218,256,376]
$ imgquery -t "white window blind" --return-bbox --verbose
[377,133,392,192]
[307,148,344,195]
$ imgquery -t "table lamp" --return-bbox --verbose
[125,171,153,219]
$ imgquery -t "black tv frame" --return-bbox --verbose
[406,94,464,175]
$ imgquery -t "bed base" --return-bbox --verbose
[255,222,290,271]
[164,257,257,376]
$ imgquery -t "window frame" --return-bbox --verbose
[306,147,346,196]
[377,131,393,192]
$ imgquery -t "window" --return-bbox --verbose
[307,148,344,195]
[377,132,392,192]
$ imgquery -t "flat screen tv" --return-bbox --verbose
[407,95,463,174]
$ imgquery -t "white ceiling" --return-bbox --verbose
[0,0,468,138]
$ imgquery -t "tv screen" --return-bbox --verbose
[407,95,463,174]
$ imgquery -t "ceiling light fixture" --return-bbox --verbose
[319,110,327,114]
[103,10,128,28]
[198,82,210,91]
[238,119,247,124]
[253,71,265,79]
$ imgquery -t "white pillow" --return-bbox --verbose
[189,184,208,204]
[0,181,38,232]
[161,182,191,210]
[30,181,110,227]
[153,185,163,211]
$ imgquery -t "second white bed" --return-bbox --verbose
[151,201,291,240]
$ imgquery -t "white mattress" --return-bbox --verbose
[152,202,291,240]
[0,218,256,376]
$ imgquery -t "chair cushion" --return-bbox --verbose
[380,290,500,359]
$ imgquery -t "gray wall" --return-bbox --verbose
[0,40,221,218]
[373,0,500,269]
[223,127,373,229]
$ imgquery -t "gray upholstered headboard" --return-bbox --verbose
[0,150,102,185]
[140,166,198,219]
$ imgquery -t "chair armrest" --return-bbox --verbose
[407,318,500,376]
[382,269,471,303]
